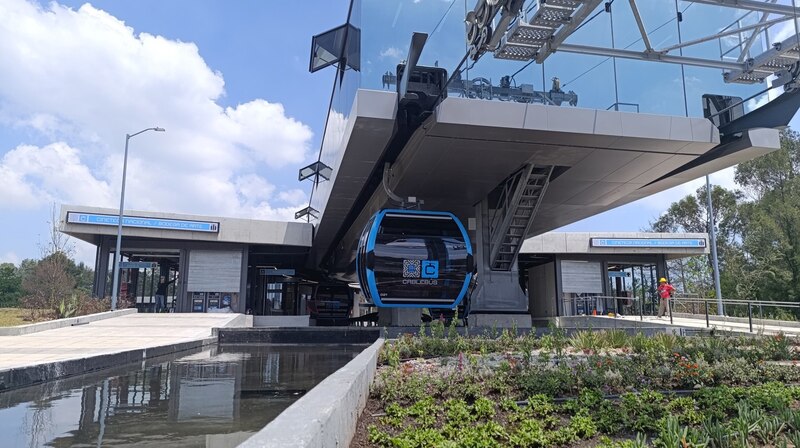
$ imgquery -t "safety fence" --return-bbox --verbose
[564,294,800,333]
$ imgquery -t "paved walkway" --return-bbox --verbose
[0,313,242,371]
[614,314,800,336]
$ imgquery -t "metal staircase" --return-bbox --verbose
[488,164,554,271]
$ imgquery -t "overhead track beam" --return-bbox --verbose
[557,43,749,71]
[535,0,604,63]
[724,33,800,83]
[659,16,791,54]
[688,0,800,16]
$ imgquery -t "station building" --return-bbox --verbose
[60,205,707,324]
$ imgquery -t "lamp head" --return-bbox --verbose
[154,127,166,132]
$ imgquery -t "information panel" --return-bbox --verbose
[66,211,219,233]
[191,292,206,312]
[590,238,706,248]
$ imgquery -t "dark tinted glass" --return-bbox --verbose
[381,214,463,238]
[373,231,469,305]
[310,25,347,73]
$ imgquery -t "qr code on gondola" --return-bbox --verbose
[403,259,421,278]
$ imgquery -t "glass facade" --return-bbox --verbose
[308,0,789,221]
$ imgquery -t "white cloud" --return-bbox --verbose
[278,189,308,204]
[0,142,113,209]
[0,252,20,265]
[380,46,404,60]
[0,0,312,222]
[225,100,312,168]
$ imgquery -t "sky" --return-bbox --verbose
[0,0,797,266]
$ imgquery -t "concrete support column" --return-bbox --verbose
[378,308,420,327]
[94,236,111,299]
[237,248,249,314]
[528,262,557,321]
[469,199,531,328]
[177,249,190,312]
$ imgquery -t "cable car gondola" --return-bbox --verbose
[356,209,473,308]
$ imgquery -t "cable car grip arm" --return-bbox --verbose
[383,163,423,209]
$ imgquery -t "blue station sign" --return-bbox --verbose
[591,238,706,248]
[258,269,296,276]
[119,261,159,269]
[67,212,219,233]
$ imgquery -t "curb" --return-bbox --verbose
[0,308,138,336]
[238,338,384,448]
[0,337,216,392]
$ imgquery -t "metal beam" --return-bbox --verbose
[738,4,776,62]
[629,0,653,52]
[557,43,748,71]
[660,15,791,53]
[486,0,526,50]
[724,33,800,83]
[535,0,604,63]
[689,0,798,16]
[398,32,428,102]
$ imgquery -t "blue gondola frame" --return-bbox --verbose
[356,209,473,308]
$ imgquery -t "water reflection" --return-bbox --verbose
[0,344,364,448]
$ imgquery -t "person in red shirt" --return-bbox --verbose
[657,277,676,318]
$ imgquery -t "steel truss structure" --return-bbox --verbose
[468,0,800,85]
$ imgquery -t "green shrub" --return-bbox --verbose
[571,330,602,352]
[516,364,575,397]
[596,399,626,434]
[746,382,791,411]
[654,415,708,448]
[694,385,739,421]
[509,419,546,447]
[455,421,508,447]
[666,396,704,426]
[444,398,475,426]
[602,329,631,349]
[472,397,496,420]
[569,409,599,439]
[621,391,666,433]
[702,420,731,448]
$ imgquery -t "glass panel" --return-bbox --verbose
[306,0,797,226]
[310,24,348,73]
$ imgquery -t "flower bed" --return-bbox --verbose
[351,323,800,447]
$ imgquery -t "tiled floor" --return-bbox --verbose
[0,313,241,370]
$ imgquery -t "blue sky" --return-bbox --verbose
[0,0,796,265]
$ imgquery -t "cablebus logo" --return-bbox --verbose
[402,260,439,285]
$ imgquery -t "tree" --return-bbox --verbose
[735,129,800,301]
[20,205,78,319]
[0,263,22,307]
[648,184,742,298]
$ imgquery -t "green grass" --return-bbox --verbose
[0,308,42,327]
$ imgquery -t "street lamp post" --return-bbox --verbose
[111,127,165,311]
[706,175,724,316]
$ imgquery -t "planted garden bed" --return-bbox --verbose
[352,323,800,447]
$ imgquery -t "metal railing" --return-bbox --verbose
[563,295,644,319]
[670,297,800,333]
[564,294,800,333]
[606,102,640,113]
